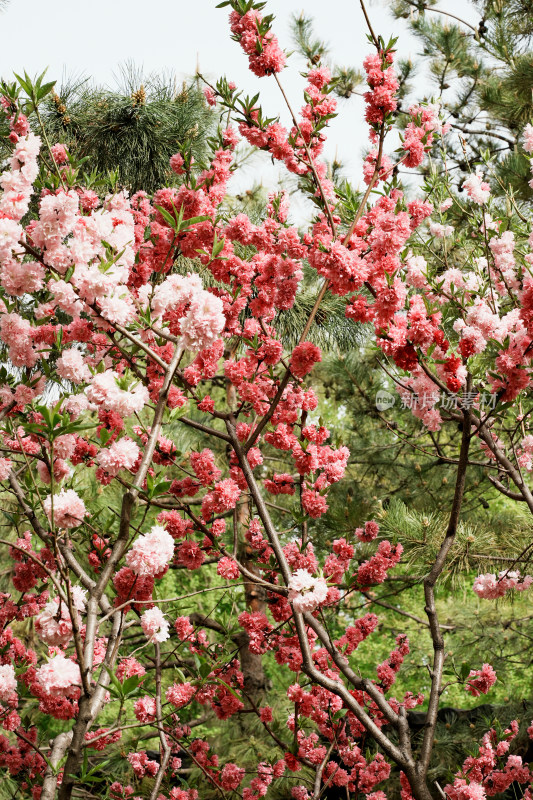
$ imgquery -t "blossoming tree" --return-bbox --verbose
[0,2,532,800]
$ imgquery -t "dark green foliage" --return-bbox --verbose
[38,65,214,194]
[479,53,533,132]
[275,267,365,352]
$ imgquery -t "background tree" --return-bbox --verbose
[0,66,214,195]
[388,0,533,200]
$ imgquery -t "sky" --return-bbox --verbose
[0,0,480,210]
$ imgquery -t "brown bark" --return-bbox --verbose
[225,358,269,698]
[237,540,270,696]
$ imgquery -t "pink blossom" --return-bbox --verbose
[307,66,331,89]
[204,87,217,106]
[523,124,533,154]
[301,488,328,518]
[152,272,203,317]
[86,371,149,418]
[174,616,195,641]
[151,272,225,350]
[357,541,403,586]
[190,449,221,486]
[0,312,37,367]
[0,458,12,481]
[288,569,328,614]
[78,189,99,211]
[166,681,196,708]
[290,342,322,378]
[170,153,185,174]
[0,219,23,261]
[35,653,81,697]
[265,473,295,495]
[230,10,286,77]
[63,394,89,418]
[126,525,175,577]
[44,489,86,528]
[140,607,170,643]
[462,170,491,205]
[217,557,240,580]
[128,751,159,779]
[180,291,226,351]
[176,540,205,570]
[0,131,40,221]
[356,520,380,542]
[201,478,241,520]
[36,599,76,648]
[97,438,140,477]
[465,663,497,697]
[473,570,533,599]
[116,657,146,682]
[98,291,136,326]
[51,143,68,164]
[446,779,486,800]
[133,696,156,724]
[429,221,454,238]
[1,257,44,296]
[260,706,273,723]
[238,611,273,654]
[0,664,17,702]
[49,279,83,317]
[54,434,76,460]
[220,763,245,791]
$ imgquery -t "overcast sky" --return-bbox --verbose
[1,0,479,211]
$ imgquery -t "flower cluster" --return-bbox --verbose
[287,569,329,614]
[229,7,286,77]
[473,571,533,599]
[445,722,530,800]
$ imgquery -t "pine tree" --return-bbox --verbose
[290,2,533,201]
[389,0,533,200]
[27,66,214,194]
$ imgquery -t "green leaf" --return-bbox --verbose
[154,204,178,229]
[36,80,56,102]
[99,428,111,446]
[122,675,142,697]
[199,662,212,680]
[13,73,33,96]
[215,677,243,703]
